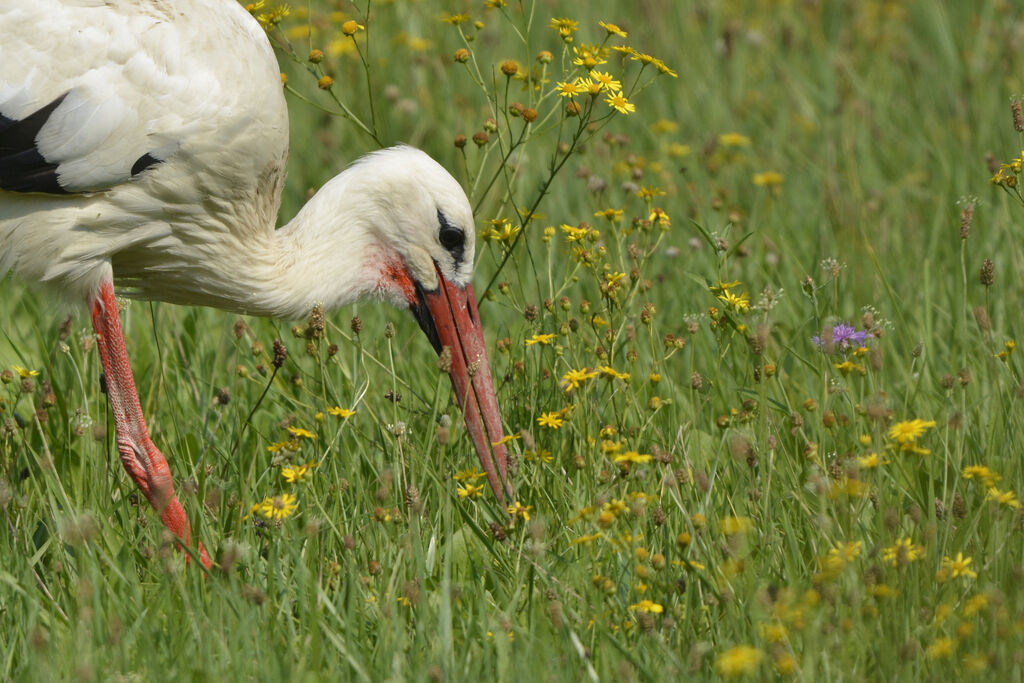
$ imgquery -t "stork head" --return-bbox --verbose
[341,146,511,502]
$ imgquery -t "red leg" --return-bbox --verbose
[89,280,211,569]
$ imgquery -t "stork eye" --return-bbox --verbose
[437,209,465,260]
[439,225,463,251]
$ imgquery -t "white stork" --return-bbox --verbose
[0,0,511,569]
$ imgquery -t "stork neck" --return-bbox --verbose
[253,189,382,320]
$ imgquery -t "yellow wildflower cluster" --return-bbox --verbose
[990,152,1024,188]
[882,537,925,566]
[887,418,936,455]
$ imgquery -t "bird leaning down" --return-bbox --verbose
[0,0,512,569]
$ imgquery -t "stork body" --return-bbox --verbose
[0,0,511,569]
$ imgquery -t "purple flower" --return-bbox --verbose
[812,323,869,351]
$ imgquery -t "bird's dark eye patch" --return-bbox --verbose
[437,209,465,262]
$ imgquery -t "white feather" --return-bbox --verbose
[0,0,476,320]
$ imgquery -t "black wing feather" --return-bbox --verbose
[0,93,165,195]
[0,94,70,195]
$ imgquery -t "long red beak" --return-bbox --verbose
[409,266,512,502]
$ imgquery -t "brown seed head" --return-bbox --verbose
[272,339,287,368]
[1014,99,1024,132]
[437,346,453,373]
[960,202,974,240]
[981,258,994,286]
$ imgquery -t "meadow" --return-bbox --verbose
[2,0,1024,679]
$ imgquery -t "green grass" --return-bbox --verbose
[4,1,1024,679]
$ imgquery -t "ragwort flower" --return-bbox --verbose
[256,493,298,520]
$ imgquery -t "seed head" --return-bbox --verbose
[272,339,287,368]
[437,346,453,373]
[980,258,994,287]
[500,60,518,77]
[1014,99,1024,132]
[384,321,396,339]
[959,202,974,240]
[307,304,325,339]
[454,48,470,63]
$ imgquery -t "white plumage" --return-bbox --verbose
[0,0,510,568]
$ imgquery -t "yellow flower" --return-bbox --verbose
[453,467,485,482]
[281,462,317,483]
[555,79,583,97]
[715,645,764,678]
[523,448,553,463]
[442,12,470,24]
[267,438,299,453]
[603,499,628,516]
[963,593,988,616]
[600,439,623,454]
[491,433,521,447]
[719,516,754,535]
[649,207,670,225]
[833,360,866,376]
[752,170,784,187]
[594,207,624,221]
[986,487,1022,508]
[548,17,579,38]
[758,622,788,644]
[857,452,881,468]
[560,368,599,391]
[12,366,39,378]
[525,333,557,345]
[457,483,485,499]
[597,366,630,381]
[256,493,298,520]
[718,132,751,148]
[941,553,978,579]
[651,58,678,77]
[882,538,925,566]
[287,426,316,439]
[668,143,691,157]
[962,465,1000,487]
[887,419,936,444]
[598,20,627,38]
[341,20,364,36]
[537,412,564,429]
[507,501,532,521]
[717,290,750,312]
[589,70,621,92]
[572,45,607,68]
[710,280,742,293]
[629,600,663,614]
[570,532,604,546]
[327,406,356,418]
[604,92,635,114]
[926,637,954,660]
[613,451,652,464]
[638,184,668,198]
